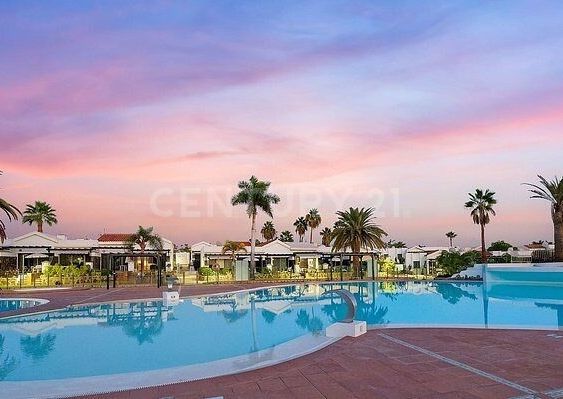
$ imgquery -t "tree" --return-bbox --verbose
[260,221,276,241]
[386,240,407,248]
[222,240,247,267]
[305,208,321,243]
[125,226,163,277]
[436,250,479,276]
[231,176,280,279]
[331,207,387,278]
[464,189,497,262]
[524,175,563,262]
[378,256,396,277]
[0,171,21,243]
[319,227,332,246]
[279,230,294,242]
[445,231,457,247]
[487,240,513,252]
[22,201,57,233]
[293,217,308,242]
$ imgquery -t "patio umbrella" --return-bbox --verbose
[25,253,49,259]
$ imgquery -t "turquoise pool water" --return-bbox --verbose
[0,281,561,382]
[0,299,46,313]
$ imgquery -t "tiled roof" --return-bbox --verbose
[98,233,133,242]
[525,243,546,250]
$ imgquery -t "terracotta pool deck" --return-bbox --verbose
[2,285,562,399]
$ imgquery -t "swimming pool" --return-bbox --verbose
[0,298,48,313]
[0,281,561,397]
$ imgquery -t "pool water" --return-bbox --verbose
[0,281,561,382]
[0,299,46,313]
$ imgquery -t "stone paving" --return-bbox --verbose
[2,285,562,399]
[73,328,562,399]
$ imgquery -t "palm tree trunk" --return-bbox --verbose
[353,242,360,278]
[140,243,146,279]
[554,213,563,262]
[449,237,453,247]
[250,213,256,279]
[310,228,313,244]
[480,222,487,263]
[38,221,43,233]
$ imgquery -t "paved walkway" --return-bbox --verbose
[74,328,563,399]
[2,285,562,399]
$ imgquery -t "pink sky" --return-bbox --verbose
[1,1,562,247]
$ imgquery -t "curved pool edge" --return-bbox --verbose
[0,333,341,399]
[0,297,49,312]
[367,323,562,331]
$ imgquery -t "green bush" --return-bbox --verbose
[44,264,63,277]
[436,250,480,276]
[198,267,213,277]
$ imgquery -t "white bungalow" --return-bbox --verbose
[0,231,175,273]
[190,239,378,277]
[404,246,451,274]
[97,233,175,272]
[0,232,100,272]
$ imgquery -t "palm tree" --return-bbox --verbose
[222,240,247,268]
[464,189,497,262]
[331,207,387,278]
[279,230,294,242]
[386,239,407,248]
[260,221,276,241]
[293,217,308,242]
[22,201,57,233]
[0,172,21,243]
[231,176,280,279]
[20,334,56,360]
[524,175,563,262]
[320,227,332,246]
[446,231,457,247]
[305,209,322,243]
[125,226,163,277]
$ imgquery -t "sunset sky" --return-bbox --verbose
[1,1,562,246]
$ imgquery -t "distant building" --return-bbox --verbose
[190,239,378,274]
[0,231,175,272]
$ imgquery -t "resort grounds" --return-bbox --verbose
[2,283,562,399]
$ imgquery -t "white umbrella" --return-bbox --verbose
[0,251,17,258]
[25,253,49,259]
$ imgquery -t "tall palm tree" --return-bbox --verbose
[305,208,322,243]
[22,201,57,233]
[0,171,21,243]
[279,230,294,242]
[125,226,163,277]
[320,227,332,246]
[446,231,457,247]
[331,207,387,277]
[293,217,308,242]
[231,176,280,279]
[222,240,247,268]
[524,175,563,262]
[464,189,497,262]
[260,221,276,241]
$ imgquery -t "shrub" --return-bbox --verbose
[44,264,63,277]
[436,250,480,276]
[198,267,213,277]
